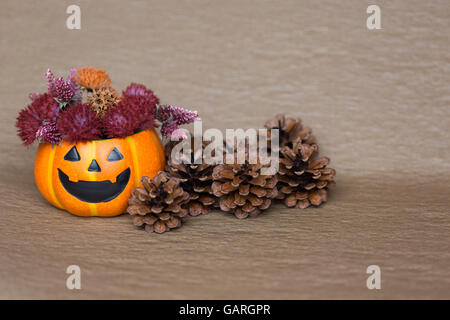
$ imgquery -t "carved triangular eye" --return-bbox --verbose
[107,147,123,161]
[64,146,80,161]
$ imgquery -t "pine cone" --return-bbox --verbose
[277,139,336,209]
[166,139,216,216]
[87,87,120,115]
[212,155,278,219]
[264,113,317,147]
[127,171,190,234]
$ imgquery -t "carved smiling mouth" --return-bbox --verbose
[57,168,131,203]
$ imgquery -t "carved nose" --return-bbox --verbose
[88,159,101,172]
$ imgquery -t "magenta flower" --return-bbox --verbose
[46,68,82,107]
[156,104,200,138]
[160,121,188,139]
[35,122,61,144]
[16,93,60,145]
[102,101,144,139]
[122,83,159,107]
[56,103,102,143]
[116,83,159,133]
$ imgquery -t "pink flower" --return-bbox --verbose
[35,122,61,144]
[46,68,82,106]
[157,104,200,138]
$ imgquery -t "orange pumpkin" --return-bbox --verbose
[34,129,165,217]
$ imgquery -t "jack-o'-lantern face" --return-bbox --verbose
[57,146,131,203]
[34,129,165,217]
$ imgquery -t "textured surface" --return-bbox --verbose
[0,0,449,299]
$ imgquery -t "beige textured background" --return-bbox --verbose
[0,0,449,299]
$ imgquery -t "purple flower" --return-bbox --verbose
[46,68,82,107]
[35,122,61,144]
[122,83,159,107]
[160,122,188,139]
[157,105,200,125]
[157,104,200,138]
[16,93,60,146]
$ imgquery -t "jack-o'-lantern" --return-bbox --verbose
[34,129,165,217]
[17,68,199,218]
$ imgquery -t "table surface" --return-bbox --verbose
[0,0,449,299]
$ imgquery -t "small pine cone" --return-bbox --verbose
[166,139,217,216]
[212,156,278,219]
[87,87,120,115]
[277,139,336,209]
[127,171,190,234]
[264,114,317,147]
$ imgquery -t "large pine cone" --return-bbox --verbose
[277,139,336,209]
[166,139,217,216]
[127,171,190,234]
[212,157,278,219]
[264,114,317,147]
